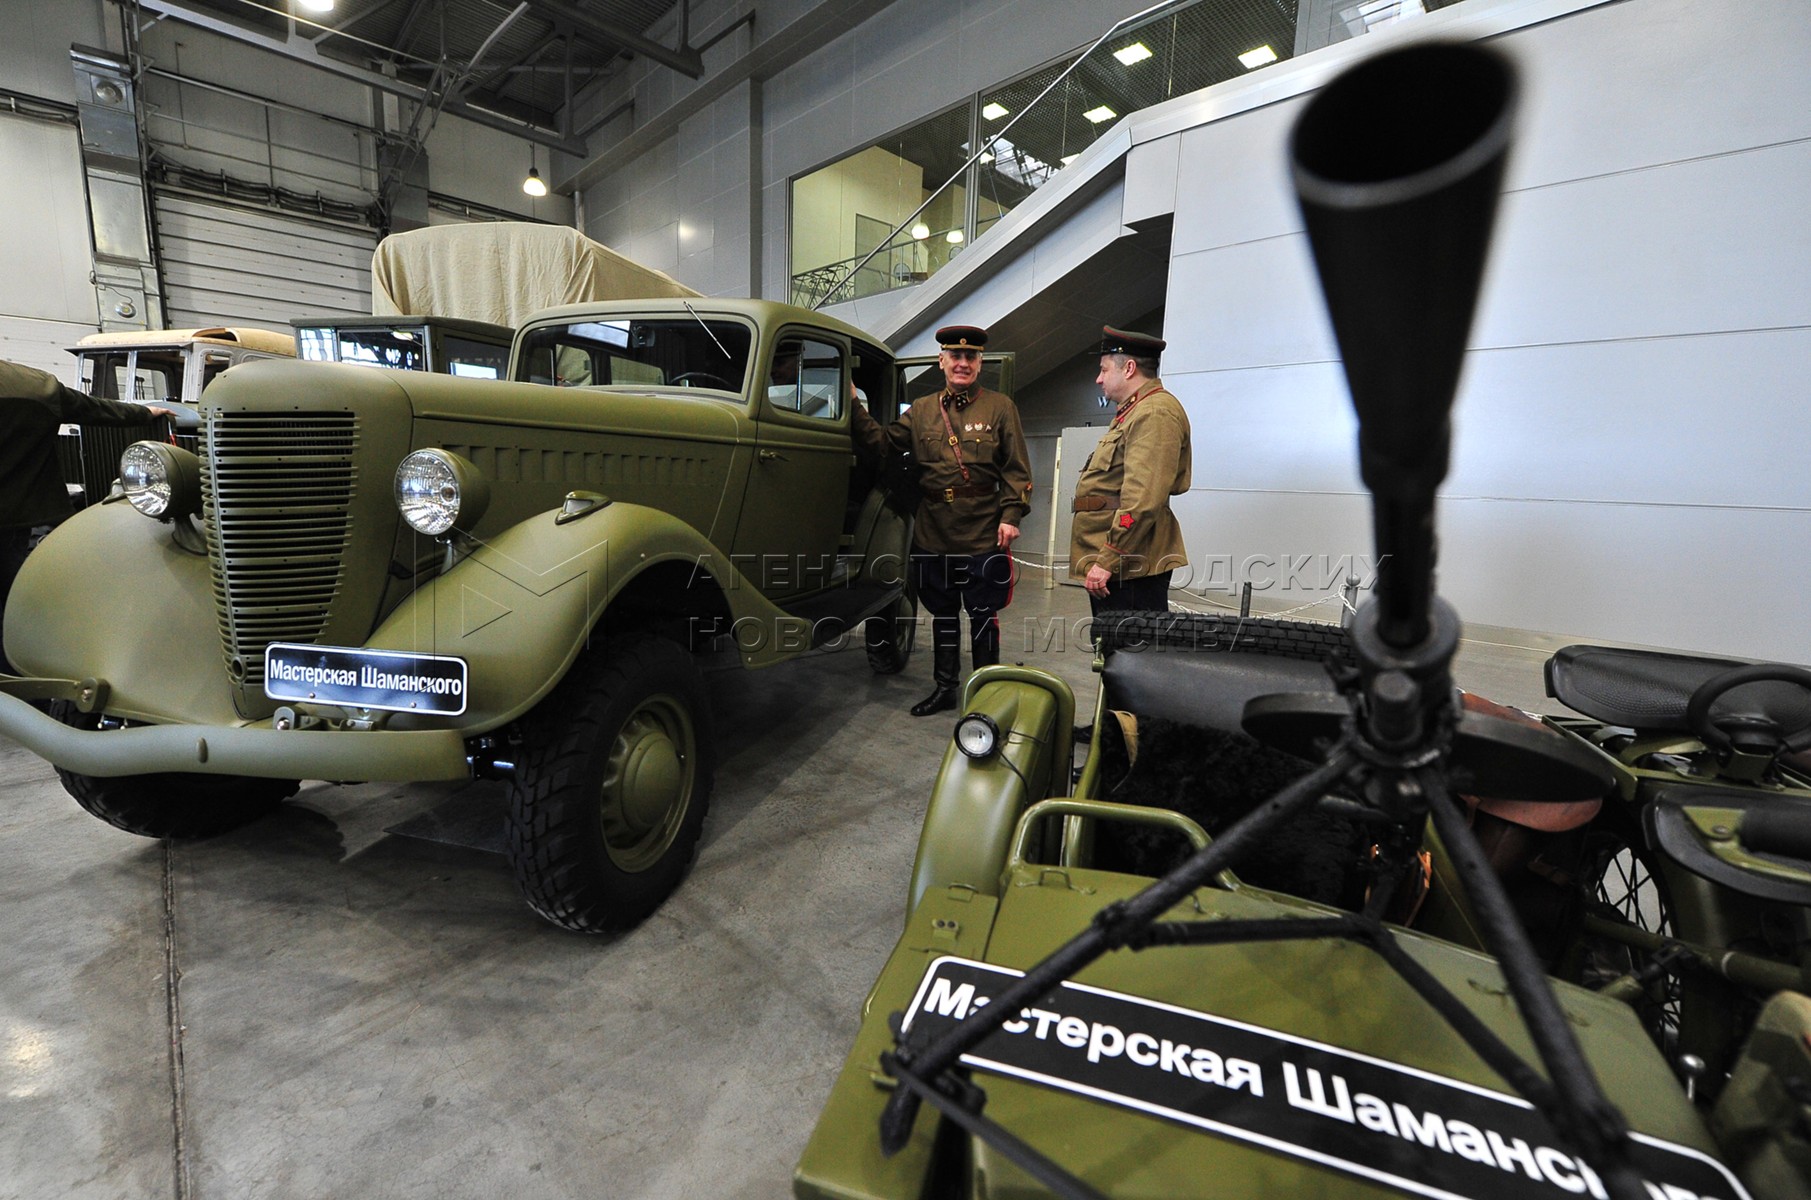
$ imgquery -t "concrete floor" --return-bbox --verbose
[0,579,1570,1200]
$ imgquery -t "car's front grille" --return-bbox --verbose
[201,411,359,686]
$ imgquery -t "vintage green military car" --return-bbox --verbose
[1,299,916,932]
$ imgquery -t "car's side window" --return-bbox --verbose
[768,337,843,420]
[441,335,509,381]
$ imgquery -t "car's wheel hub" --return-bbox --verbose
[620,734,683,832]
[599,698,692,871]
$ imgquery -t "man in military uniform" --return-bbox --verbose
[854,325,1032,716]
[1,360,171,674]
[1070,326,1192,617]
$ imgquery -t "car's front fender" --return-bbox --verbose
[360,501,805,732]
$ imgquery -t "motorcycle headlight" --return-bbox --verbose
[395,449,489,536]
[954,712,1001,759]
[119,441,202,521]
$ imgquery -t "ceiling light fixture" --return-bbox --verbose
[522,167,547,197]
[981,102,1009,120]
[910,222,930,240]
[946,229,964,245]
[1238,45,1278,70]
[298,0,335,12]
[1113,42,1152,66]
[1082,105,1117,124]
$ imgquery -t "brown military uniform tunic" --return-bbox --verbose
[0,360,161,531]
[1069,378,1191,579]
[854,385,1033,555]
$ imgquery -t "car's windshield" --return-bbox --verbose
[515,317,752,393]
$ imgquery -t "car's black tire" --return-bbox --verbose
[49,703,298,838]
[506,634,713,933]
[864,592,917,675]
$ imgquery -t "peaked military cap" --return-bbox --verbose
[1100,325,1165,358]
[937,325,989,350]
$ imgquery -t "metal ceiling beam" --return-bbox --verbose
[466,28,560,99]
[520,0,703,78]
[115,0,586,155]
[389,0,439,59]
[309,0,410,44]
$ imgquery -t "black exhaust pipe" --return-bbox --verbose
[1291,41,1516,649]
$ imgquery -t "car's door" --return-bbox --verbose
[731,330,853,599]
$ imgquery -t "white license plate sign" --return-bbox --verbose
[902,956,1747,1200]
[263,643,468,716]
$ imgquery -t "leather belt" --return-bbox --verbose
[928,483,997,502]
[1072,493,1120,512]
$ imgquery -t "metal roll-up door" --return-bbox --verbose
[153,192,376,329]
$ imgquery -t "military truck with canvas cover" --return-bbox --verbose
[0,297,916,932]
[291,223,701,382]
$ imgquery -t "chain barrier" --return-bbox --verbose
[1008,554,1358,624]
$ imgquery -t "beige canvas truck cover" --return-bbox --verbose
[371,223,700,328]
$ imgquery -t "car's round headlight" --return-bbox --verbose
[395,449,489,536]
[119,441,201,520]
[954,712,1001,759]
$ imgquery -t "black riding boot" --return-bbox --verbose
[911,620,962,717]
[971,614,1000,672]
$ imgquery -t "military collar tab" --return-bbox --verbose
[943,389,975,411]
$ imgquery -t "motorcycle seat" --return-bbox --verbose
[1546,644,1749,730]
[1547,645,1811,752]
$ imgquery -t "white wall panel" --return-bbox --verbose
[1506,0,1811,193]
[1436,501,1811,662]
[1163,362,1358,494]
[0,317,101,381]
[1449,329,1811,509]
[1149,0,1810,660]
[1123,133,1180,228]
[0,115,100,329]
[5,2,107,106]
[1163,236,1335,374]
[1171,99,1305,257]
[1474,141,1811,347]
[155,196,373,329]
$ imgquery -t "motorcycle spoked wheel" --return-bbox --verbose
[1565,815,1682,1053]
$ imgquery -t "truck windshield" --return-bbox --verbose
[516,317,752,393]
[77,351,182,403]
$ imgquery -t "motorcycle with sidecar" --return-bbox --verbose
[795,40,1811,1200]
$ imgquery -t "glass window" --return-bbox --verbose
[77,351,179,403]
[515,317,753,394]
[336,328,428,371]
[790,104,972,308]
[767,337,844,420]
[441,334,510,380]
[792,0,1488,306]
[296,327,335,363]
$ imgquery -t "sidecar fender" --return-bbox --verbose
[905,667,1075,916]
